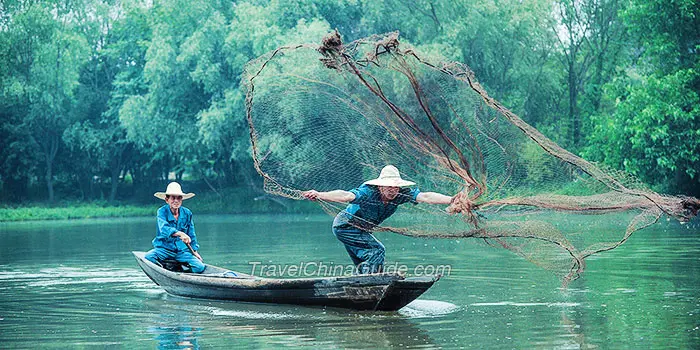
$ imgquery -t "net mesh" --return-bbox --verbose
[243,32,700,284]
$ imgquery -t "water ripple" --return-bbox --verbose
[399,300,461,318]
[469,301,580,307]
[206,306,312,320]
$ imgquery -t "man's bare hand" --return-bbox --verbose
[174,231,191,244]
[301,190,320,201]
[446,191,473,214]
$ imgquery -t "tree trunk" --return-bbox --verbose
[568,61,579,147]
[77,171,90,200]
[592,55,604,112]
[108,148,124,203]
[43,135,59,203]
[109,167,120,202]
[46,161,54,203]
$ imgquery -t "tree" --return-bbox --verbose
[547,0,626,149]
[586,69,700,195]
[0,0,89,202]
[117,0,211,185]
[585,0,700,194]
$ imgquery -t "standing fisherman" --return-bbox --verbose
[302,165,457,274]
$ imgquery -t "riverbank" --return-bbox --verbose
[0,189,321,222]
[0,204,153,222]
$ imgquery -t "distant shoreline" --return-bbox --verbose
[0,204,154,222]
[0,199,322,222]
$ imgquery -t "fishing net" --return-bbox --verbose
[242,32,699,284]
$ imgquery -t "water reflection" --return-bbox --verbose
[212,309,437,349]
[148,312,201,350]
[295,310,436,349]
[560,310,596,349]
[143,294,443,349]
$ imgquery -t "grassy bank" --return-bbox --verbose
[0,204,154,222]
[0,188,323,222]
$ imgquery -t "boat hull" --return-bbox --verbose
[133,251,439,311]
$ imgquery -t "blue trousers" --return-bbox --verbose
[145,241,206,273]
[332,226,385,274]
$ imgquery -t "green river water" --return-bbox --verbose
[0,214,698,349]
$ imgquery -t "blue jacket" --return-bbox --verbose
[333,184,420,231]
[153,204,199,251]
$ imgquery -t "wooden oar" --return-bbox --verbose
[185,241,202,261]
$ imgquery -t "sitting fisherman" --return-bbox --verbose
[145,182,205,273]
[302,165,460,274]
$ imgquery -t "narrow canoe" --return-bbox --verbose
[133,251,439,311]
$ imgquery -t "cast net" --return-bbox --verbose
[243,32,699,284]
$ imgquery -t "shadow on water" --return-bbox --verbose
[148,312,201,350]
[141,294,460,349]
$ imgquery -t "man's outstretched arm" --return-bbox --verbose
[302,190,356,203]
[416,192,454,205]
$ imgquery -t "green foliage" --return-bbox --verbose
[622,0,700,74]
[0,0,697,207]
[584,0,700,195]
[585,68,700,194]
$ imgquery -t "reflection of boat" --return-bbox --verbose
[132,251,440,311]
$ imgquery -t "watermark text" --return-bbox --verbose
[248,261,451,278]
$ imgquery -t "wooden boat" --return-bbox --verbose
[132,251,440,311]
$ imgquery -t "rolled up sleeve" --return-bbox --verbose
[349,185,371,204]
[156,209,177,239]
[409,187,420,203]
